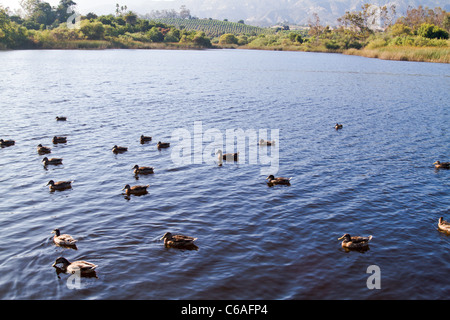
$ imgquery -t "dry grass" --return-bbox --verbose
[345,46,450,63]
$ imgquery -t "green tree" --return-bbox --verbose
[388,23,412,36]
[30,1,56,26]
[417,23,449,39]
[80,20,105,40]
[55,0,77,24]
[0,7,30,48]
[289,32,303,43]
[192,31,211,47]
[148,26,163,42]
[219,33,237,45]
[124,11,137,25]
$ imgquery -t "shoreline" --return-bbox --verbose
[2,41,449,64]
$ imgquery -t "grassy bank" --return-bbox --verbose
[344,45,450,63]
[31,39,210,50]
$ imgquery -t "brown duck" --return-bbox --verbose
[47,180,73,191]
[161,232,198,249]
[52,136,67,144]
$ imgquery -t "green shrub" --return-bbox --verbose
[417,23,449,39]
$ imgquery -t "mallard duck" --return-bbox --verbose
[216,150,239,161]
[133,165,154,175]
[335,123,343,130]
[0,139,15,147]
[52,257,97,275]
[258,139,275,146]
[37,144,51,154]
[123,184,149,195]
[140,135,152,143]
[266,175,292,185]
[434,161,450,169]
[42,157,63,166]
[338,234,372,250]
[161,232,197,249]
[47,180,73,191]
[112,145,128,153]
[52,136,67,144]
[55,116,67,121]
[157,141,170,148]
[52,228,77,246]
[438,217,450,233]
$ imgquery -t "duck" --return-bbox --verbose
[133,165,154,175]
[42,157,63,166]
[112,145,128,153]
[52,136,67,144]
[52,257,97,275]
[0,139,15,147]
[438,217,450,233]
[122,184,149,195]
[55,116,67,121]
[266,175,292,185]
[47,180,73,191]
[338,233,372,250]
[258,139,275,146]
[335,123,343,130]
[52,228,77,246]
[157,141,170,148]
[216,150,239,161]
[37,144,51,154]
[434,161,450,169]
[140,135,152,143]
[161,232,198,249]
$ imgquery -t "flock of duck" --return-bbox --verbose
[1,118,449,276]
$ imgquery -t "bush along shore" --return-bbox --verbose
[1,2,449,63]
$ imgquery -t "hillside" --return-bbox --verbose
[151,17,276,37]
[130,0,450,26]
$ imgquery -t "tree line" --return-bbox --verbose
[0,1,211,49]
[1,1,449,54]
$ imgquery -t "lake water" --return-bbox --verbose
[0,49,449,300]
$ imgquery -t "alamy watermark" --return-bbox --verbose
[66,269,82,289]
[170,121,280,175]
[67,7,81,30]
[366,265,381,289]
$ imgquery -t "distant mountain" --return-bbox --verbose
[126,0,450,26]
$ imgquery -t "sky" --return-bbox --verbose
[0,0,178,15]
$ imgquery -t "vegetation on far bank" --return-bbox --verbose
[1,1,449,63]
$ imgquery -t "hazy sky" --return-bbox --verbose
[0,0,178,15]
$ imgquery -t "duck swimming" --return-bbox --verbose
[52,257,97,275]
[52,228,77,247]
[52,136,67,144]
[122,184,149,195]
[47,180,73,191]
[112,145,128,153]
[335,123,343,130]
[434,161,450,169]
[55,116,67,121]
[216,150,239,162]
[37,144,51,154]
[140,135,152,143]
[266,175,291,185]
[258,139,275,146]
[338,233,372,250]
[157,141,170,148]
[133,165,154,175]
[42,157,63,166]
[438,217,450,233]
[161,232,198,249]
[0,139,15,147]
